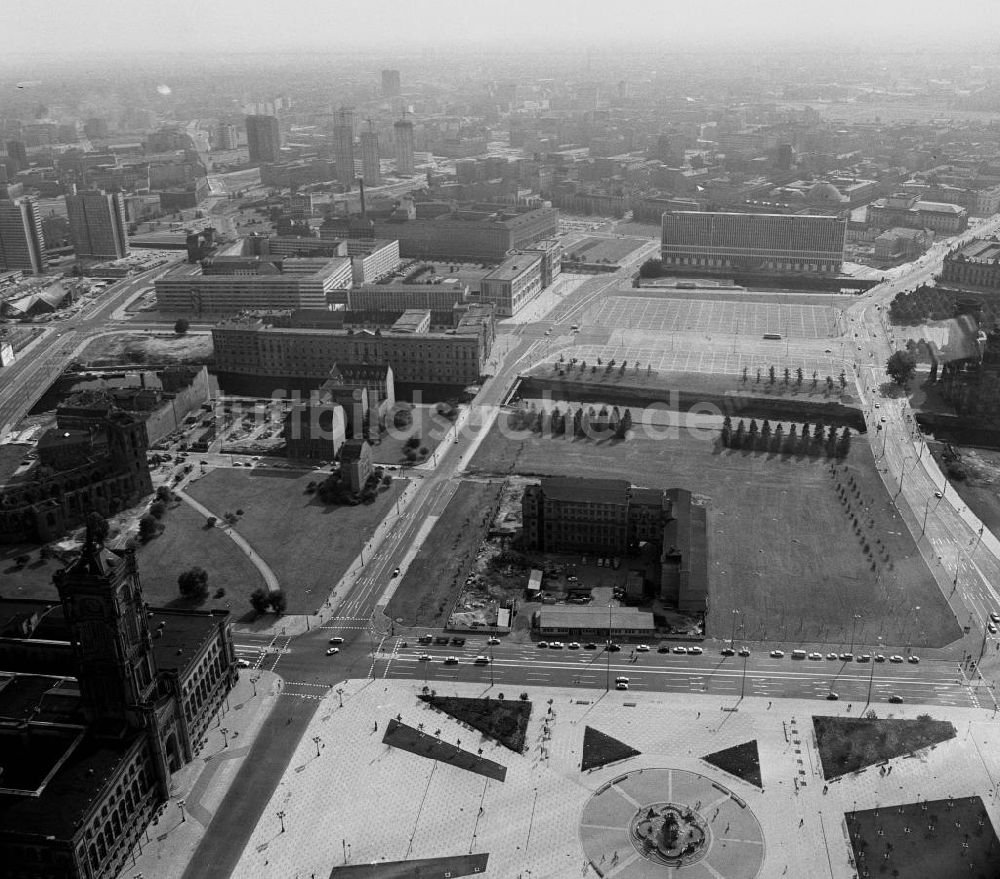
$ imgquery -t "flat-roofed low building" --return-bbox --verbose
[480,251,543,317]
[391,308,431,334]
[537,606,656,639]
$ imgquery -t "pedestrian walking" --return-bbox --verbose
[799,818,804,827]
[767,701,772,709]
[373,721,378,733]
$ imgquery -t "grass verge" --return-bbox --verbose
[418,694,531,752]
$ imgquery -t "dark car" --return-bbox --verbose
[583,643,598,650]
[434,636,450,645]
[417,635,433,644]
[451,637,466,646]
[657,645,671,653]
[721,648,735,656]
[607,643,622,652]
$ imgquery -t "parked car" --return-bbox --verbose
[888,695,904,704]
[487,637,501,645]
[826,692,839,700]
[584,643,598,650]
[568,642,581,649]
[538,641,549,648]
[443,656,458,664]
[889,655,904,663]
[672,646,688,654]
[826,652,839,660]
[874,654,886,662]
[840,653,854,662]
[417,635,433,644]
[636,644,650,652]
[615,682,629,690]
[392,567,401,577]
[474,655,490,664]
[808,652,823,660]
[908,655,920,664]
[451,637,466,646]
[738,648,751,657]
[328,637,344,645]
[615,676,630,685]
[325,647,339,656]
[236,659,252,668]
[434,636,450,645]
[549,641,564,649]
[688,646,703,655]
[770,650,785,658]
[856,654,871,663]
[721,648,735,657]
[990,612,1000,624]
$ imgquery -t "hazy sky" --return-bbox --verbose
[7,0,992,56]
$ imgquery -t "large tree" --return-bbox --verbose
[174,318,189,335]
[886,350,918,386]
[178,566,209,600]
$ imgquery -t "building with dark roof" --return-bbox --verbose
[0,526,235,879]
[522,477,707,613]
[940,237,1000,291]
[340,439,373,492]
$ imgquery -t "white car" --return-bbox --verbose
[615,681,629,690]
[769,650,785,658]
[474,655,490,664]
[328,637,344,645]
[688,646,703,655]
[808,652,823,660]
[325,647,339,656]
[236,659,252,668]
[889,655,904,663]
[636,644,650,652]
[549,641,564,649]
[568,642,581,649]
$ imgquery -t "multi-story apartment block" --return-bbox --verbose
[0,196,46,273]
[155,255,352,316]
[215,123,239,151]
[245,115,281,164]
[65,190,129,260]
[333,108,356,187]
[479,251,544,317]
[344,282,471,316]
[661,211,846,276]
[393,119,415,175]
[347,238,400,284]
[360,129,382,186]
[212,306,494,387]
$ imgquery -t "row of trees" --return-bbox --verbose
[741,365,847,392]
[557,354,653,378]
[721,416,852,458]
[510,404,634,439]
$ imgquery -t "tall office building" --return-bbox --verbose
[360,128,382,186]
[381,69,401,98]
[0,196,47,273]
[393,119,415,175]
[216,123,239,151]
[66,189,129,260]
[5,140,28,172]
[245,114,281,163]
[333,108,356,188]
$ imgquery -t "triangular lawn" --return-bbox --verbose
[581,725,641,771]
[418,695,531,752]
[702,740,762,788]
[813,715,955,780]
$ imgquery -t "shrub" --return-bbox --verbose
[149,501,167,520]
[249,587,270,614]
[205,516,217,528]
[405,435,421,449]
[177,566,209,600]
[138,515,158,541]
[155,485,173,502]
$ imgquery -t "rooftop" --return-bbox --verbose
[482,252,543,283]
[538,606,656,631]
[148,608,227,676]
[539,477,631,506]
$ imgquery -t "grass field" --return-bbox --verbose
[466,421,960,648]
[135,498,266,610]
[846,797,998,879]
[386,481,504,628]
[813,715,956,780]
[185,468,404,614]
[702,740,763,788]
[564,236,646,265]
[419,694,532,752]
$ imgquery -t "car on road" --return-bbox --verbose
[826,652,839,660]
[990,612,1000,624]
[487,637,501,645]
[615,676,630,685]
[325,647,339,655]
[607,643,621,652]
[888,695,904,704]
[392,567,401,577]
[615,681,629,690]
[636,644,650,652]
[328,637,344,645]
[770,650,785,658]
[934,491,942,499]
[672,646,688,654]
[418,635,433,644]
[584,643,598,650]
[200,460,208,465]
[721,648,735,656]
[443,656,458,665]
[908,655,920,663]
[826,692,839,700]
[880,417,887,423]
[738,647,751,657]
[451,637,466,646]
[549,641,564,649]
[874,653,886,662]
[990,622,999,635]
[434,636,450,645]
[568,642,581,649]
[856,654,871,663]
[474,655,490,664]
[792,650,807,659]
[688,646,703,655]
[236,659,252,668]
[840,653,853,661]
[808,652,823,660]
[417,653,431,661]
[538,641,549,648]
[889,654,904,663]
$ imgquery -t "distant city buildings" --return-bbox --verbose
[65,190,129,260]
[940,238,1000,290]
[661,211,846,277]
[867,193,968,235]
[381,69,401,98]
[0,196,47,273]
[215,123,239,151]
[245,114,281,164]
[393,119,415,174]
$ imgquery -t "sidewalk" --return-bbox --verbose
[222,678,1000,879]
[120,671,282,879]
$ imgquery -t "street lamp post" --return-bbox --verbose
[220,727,229,748]
[178,799,186,823]
[276,811,286,834]
[863,651,877,713]
[313,735,322,757]
[850,614,861,654]
[729,609,740,650]
[921,498,933,535]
